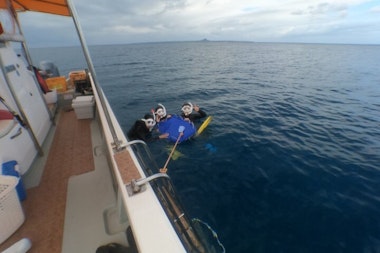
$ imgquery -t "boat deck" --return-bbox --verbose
[0,109,126,252]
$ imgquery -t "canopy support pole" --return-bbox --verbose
[10,3,55,124]
[67,0,123,151]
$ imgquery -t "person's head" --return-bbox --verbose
[181,102,193,116]
[154,103,167,119]
[141,113,156,131]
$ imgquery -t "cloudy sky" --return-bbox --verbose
[18,0,380,48]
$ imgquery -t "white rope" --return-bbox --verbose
[192,218,226,253]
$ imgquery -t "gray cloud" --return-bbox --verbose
[17,0,380,47]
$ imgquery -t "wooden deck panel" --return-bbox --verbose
[114,150,142,184]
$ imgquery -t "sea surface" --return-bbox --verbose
[31,42,380,253]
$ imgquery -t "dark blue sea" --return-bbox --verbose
[31,42,380,253]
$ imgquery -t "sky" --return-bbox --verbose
[17,0,380,47]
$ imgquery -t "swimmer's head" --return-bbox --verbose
[181,102,193,116]
[142,113,156,131]
[154,103,167,119]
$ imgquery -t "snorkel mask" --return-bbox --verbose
[142,114,156,131]
[181,102,193,116]
[155,103,167,119]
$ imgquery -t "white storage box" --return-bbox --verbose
[0,175,25,244]
[72,95,95,119]
[43,89,57,104]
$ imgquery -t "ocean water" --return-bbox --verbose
[31,42,380,253]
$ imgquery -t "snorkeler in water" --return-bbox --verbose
[180,102,207,122]
[154,103,172,122]
[127,113,168,142]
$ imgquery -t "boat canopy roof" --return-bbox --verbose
[0,0,70,16]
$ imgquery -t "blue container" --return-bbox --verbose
[2,160,26,201]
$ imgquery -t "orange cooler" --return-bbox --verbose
[69,70,87,81]
[45,76,67,93]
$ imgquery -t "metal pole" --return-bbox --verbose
[7,0,33,66]
[9,3,55,124]
[66,0,123,151]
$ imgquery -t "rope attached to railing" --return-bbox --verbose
[192,218,226,253]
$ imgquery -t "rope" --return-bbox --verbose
[160,131,183,173]
[192,218,226,253]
